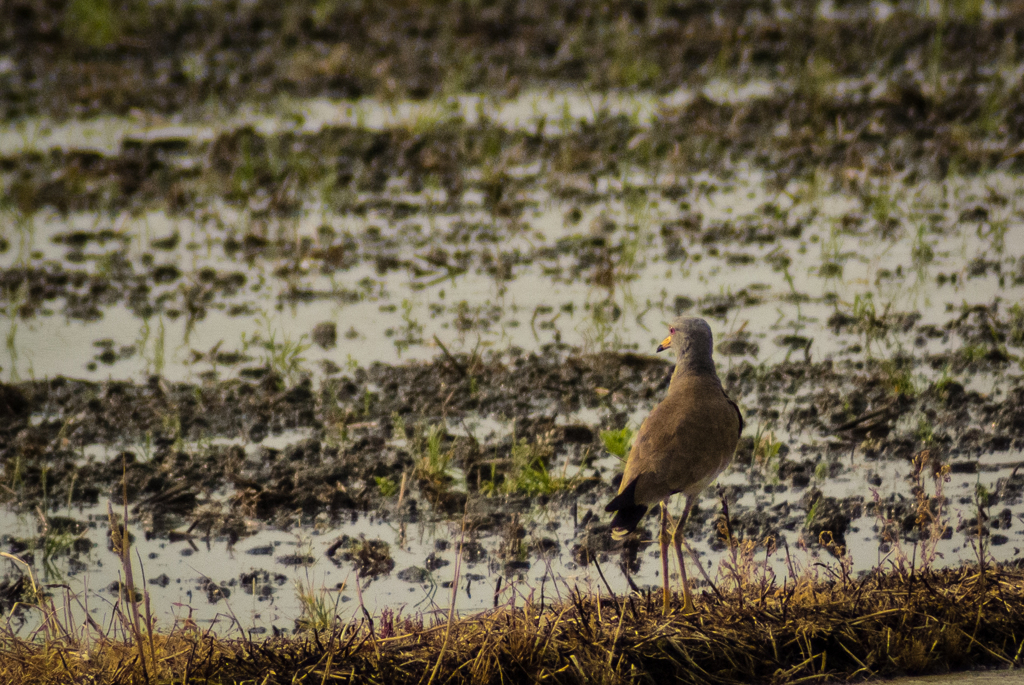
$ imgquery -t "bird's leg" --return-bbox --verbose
[671,497,696,614]
[660,502,671,615]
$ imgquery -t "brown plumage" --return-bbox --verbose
[605,316,742,613]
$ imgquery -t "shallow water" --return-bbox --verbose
[2,159,1022,384]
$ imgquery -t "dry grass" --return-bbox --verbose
[3,560,1024,684]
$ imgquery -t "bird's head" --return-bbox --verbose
[657,316,715,371]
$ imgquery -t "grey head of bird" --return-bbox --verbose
[655,316,716,374]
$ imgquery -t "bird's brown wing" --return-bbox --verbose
[606,376,741,536]
[726,391,744,438]
[605,404,676,535]
[622,377,740,505]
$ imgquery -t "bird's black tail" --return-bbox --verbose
[605,478,648,540]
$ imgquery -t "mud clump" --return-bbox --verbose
[239,570,287,598]
[196,577,231,603]
[327,536,395,578]
[396,567,430,584]
[803,490,862,547]
[0,383,30,425]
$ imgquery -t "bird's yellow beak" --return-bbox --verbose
[656,335,672,353]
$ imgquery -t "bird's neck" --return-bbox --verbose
[670,356,718,385]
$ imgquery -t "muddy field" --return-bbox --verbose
[3,0,1024,643]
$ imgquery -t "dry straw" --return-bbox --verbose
[3,559,1024,684]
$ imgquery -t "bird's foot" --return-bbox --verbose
[678,580,698,615]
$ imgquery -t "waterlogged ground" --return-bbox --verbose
[4,0,1024,637]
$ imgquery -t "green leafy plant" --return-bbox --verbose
[137,316,166,377]
[804,497,820,530]
[414,423,454,485]
[375,476,399,498]
[813,461,828,484]
[480,463,501,496]
[600,426,635,460]
[502,436,563,496]
[294,579,342,633]
[240,315,312,386]
[880,357,915,398]
[753,423,783,486]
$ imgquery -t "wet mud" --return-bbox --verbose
[2,334,1024,584]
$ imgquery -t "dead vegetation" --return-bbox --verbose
[3,556,1024,684]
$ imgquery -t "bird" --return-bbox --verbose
[605,316,742,614]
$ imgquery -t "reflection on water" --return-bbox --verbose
[0,84,779,157]
[2,163,1022,385]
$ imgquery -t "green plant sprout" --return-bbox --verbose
[753,423,782,484]
[137,315,167,377]
[375,476,399,498]
[294,578,343,633]
[502,436,563,496]
[241,315,312,385]
[600,426,635,461]
[414,423,454,485]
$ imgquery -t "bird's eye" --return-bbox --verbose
[669,327,675,334]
